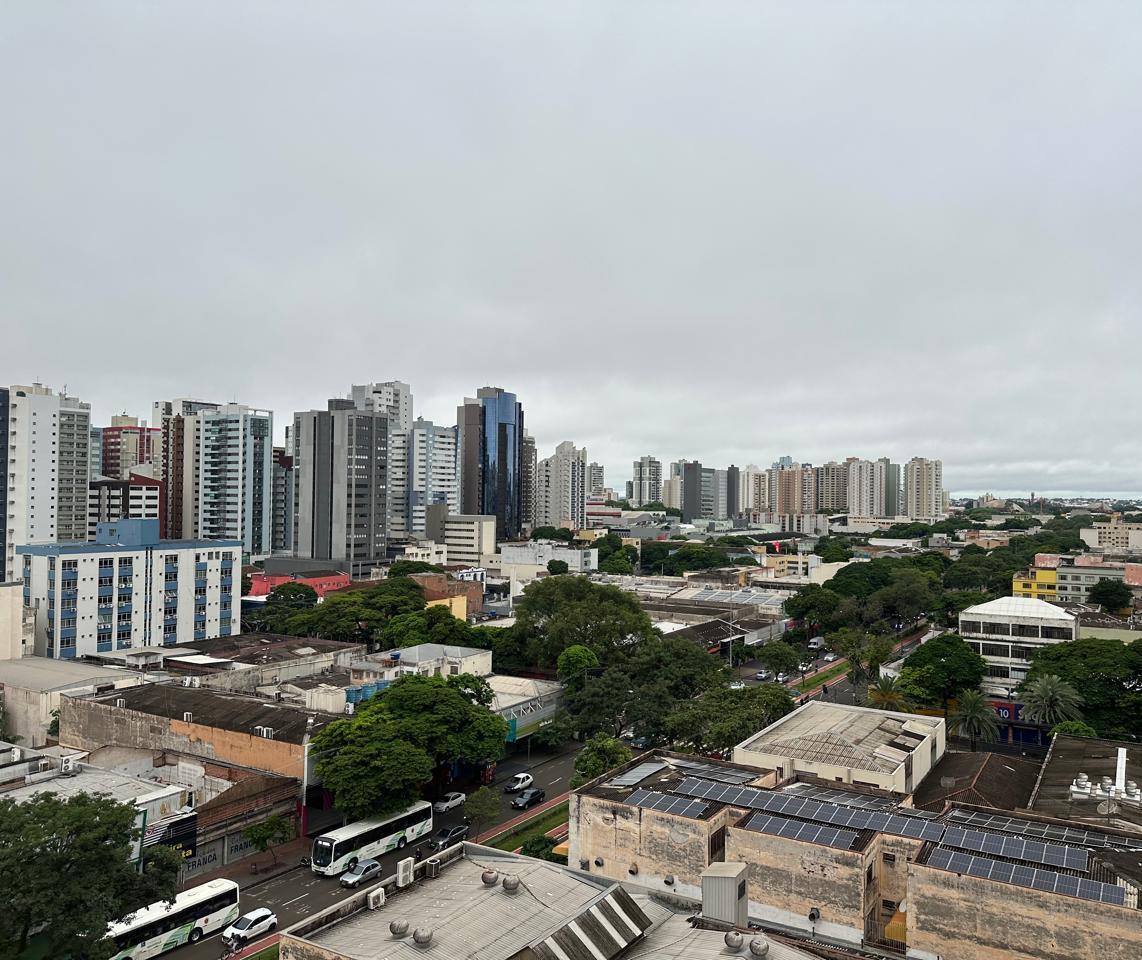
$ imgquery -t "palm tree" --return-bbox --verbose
[1020,675,1084,727]
[950,689,1000,751]
[865,675,913,713]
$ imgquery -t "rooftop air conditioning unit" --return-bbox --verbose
[11,747,22,762]
[115,698,126,708]
[344,703,355,715]
[261,727,274,739]
[367,888,385,910]
[60,756,78,774]
[182,712,193,723]
[181,677,193,687]
[426,858,441,879]
[397,856,414,888]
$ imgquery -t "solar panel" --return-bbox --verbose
[670,758,759,785]
[743,812,859,850]
[925,849,1127,904]
[623,789,708,820]
[604,761,669,788]
[945,808,1142,851]
[939,826,1089,872]
[782,783,898,810]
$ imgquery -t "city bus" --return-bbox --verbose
[310,801,433,876]
[106,878,240,959]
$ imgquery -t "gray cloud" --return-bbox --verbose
[2,2,1139,494]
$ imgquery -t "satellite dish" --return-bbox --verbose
[1097,801,1119,816]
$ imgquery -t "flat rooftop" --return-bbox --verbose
[0,656,134,691]
[1029,735,1142,833]
[1,763,181,806]
[735,701,943,775]
[89,683,333,743]
[185,633,353,664]
[486,675,560,711]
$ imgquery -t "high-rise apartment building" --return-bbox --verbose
[630,456,662,507]
[87,468,164,539]
[881,458,902,517]
[407,419,458,537]
[905,457,944,520]
[845,457,902,519]
[349,382,413,547]
[2,384,91,581]
[89,426,103,478]
[681,461,718,522]
[101,415,159,480]
[725,465,740,518]
[814,461,848,513]
[712,469,730,519]
[536,441,587,530]
[588,462,605,497]
[293,400,389,577]
[271,446,295,554]
[152,399,221,540]
[520,432,537,529]
[457,387,525,541]
[774,463,814,515]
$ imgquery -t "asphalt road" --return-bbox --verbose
[180,746,579,960]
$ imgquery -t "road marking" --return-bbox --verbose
[549,778,562,785]
[282,894,309,906]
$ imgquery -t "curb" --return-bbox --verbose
[478,792,570,844]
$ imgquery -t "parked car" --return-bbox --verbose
[433,791,466,813]
[626,735,652,750]
[755,669,772,681]
[729,680,746,690]
[222,908,277,945]
[799,661,814,672]
[429,824,470,851]
[504,772,534,793]
[807,636,825,650]
[340,858,383,888]
[823,652,838,663]
[511,787,546,810]
[776,673,790,683]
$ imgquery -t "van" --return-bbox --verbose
[807,636,825,651]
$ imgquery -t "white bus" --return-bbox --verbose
[310,801,433,876]
[106,878,240,959]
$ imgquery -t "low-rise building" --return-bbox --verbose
[400,541,449,566]
[958,597,1078,696]
[0,580,34,660]
[1014,552,1142,605]
[18,518,241,658]
[245,570,352,599]
[1081,513,1142,553]
[424,508,497,568]
[733,701,945,794]
[489,541,598,579]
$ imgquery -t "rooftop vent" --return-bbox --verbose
[182,712,193,723]
[481,869,499,886]
[390,919,409,937]
[115,698,126,708]
[749,939,770,957]
[502,875,520,894]
[724,932,744,950]
[412,928,433,947]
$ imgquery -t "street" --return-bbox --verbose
[179,745,579,960]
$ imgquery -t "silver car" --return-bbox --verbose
[340,858,383,887]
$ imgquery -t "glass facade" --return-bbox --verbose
[479,389,524,540]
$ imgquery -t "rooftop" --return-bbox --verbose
[962,596,1076,621]
[485,675,561,711]
[89,683,333,743]
[1029,735,1142,833]
[1,762,182,806]
[184,633,354,665]
[669,619,744,647]
[372,643,489,664]
[911,751,1042,813]
[735,701,943,775]
[0,656,135,692]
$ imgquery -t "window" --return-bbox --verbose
[981,642,1009,658]
[882,852,896,864]
[708,827,726,862]
[882,899,897,913]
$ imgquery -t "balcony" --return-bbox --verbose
[60,626,77,639]
[194,629,206,641]
[194,612,207,623]
[164,614,178,626]
[221,576,233,588]
[98,584,113,598]
[195,562,208,573]
[119,603,132,615]
[195,578,207,589]
[118,588,133,600]
[165,562,178,574]
[61,571,78,583]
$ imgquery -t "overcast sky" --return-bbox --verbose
[2,3,1140,495]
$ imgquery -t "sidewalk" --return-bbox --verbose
[195,836,310,891]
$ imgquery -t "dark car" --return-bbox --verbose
[511,787,546,810]
[429,824,470,851]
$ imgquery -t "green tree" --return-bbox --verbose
[570,734,632,788]
[463,786,501,840]
[825,628,895,699]
[814,536,853,562]
[266,581,319,609]
[757,642,800,678]
[530,709,576,749]
[1087,578,1133,612]
[379,605,475,650]
[0,792,181,958]
[1019,674,1084,727]
[388,560,445,578]
[636,501,668,512]
[784,584,842,629]
[667,684,794,753]
[520,835,562,862]
[241,573,253,596]
[901,633,987,714]
[556,644,599,685]
[278,578,426,644]
[546,559,569,575]
[950,689,1000,750]
[313,674,509,819]
[865,675,913,713]
[1050,720,1099,739]
[599,551,634,575]
[1024,638,1142,740]
[531,526,574,542]
[242,814,292,864]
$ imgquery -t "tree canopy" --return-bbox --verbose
[950,689,1000,750]
[546,559,569,575]
[1087,578,1133,612]
[1024,638,1142,740]
[313,674,509,819]
[388,560,445,578]
[379,605,476,650]
[269,578,426,645]
[0,792,182,959]
[666,684,794,753]
[531,526,574,542]
[570,734,632,788]
[901,633,986,712]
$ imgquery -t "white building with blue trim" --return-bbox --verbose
[18,518,241,659]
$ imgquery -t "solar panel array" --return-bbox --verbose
[782,783,898,811]
[942,826,1089,871]
[743,812,859,850]
[687,588,784,607]
[675,777,946,841]
[670,758,758,785]
[946,808,1142,851]
[604,761,668,788]
[625,789,708,820]
[926,848,1126,906]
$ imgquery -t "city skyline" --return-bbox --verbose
[4,4,1142,494]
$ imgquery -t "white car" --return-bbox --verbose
[504,772,534,793]
[433,791,466,813]
[823,652,838,663]
[729,680,746,690]
[222,908,277,946]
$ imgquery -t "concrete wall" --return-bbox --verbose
[60,697,306,779]
[0,582,29,660]
[196,645,363,693]
[725,823,869,945]
[0,674,144,747]
[907,863,1142,960]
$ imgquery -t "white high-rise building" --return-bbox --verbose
[588,462,605,496]
[846,458,879,518]
[2,384,91,581]
[905,457,944,520]
[407,419,458,537]
[630,456,662,506]
[350,382,413,545]
[536,441,588,530]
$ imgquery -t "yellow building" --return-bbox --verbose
[1012,565,1057,601]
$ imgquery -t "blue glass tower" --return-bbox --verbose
[458,387,525,540]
